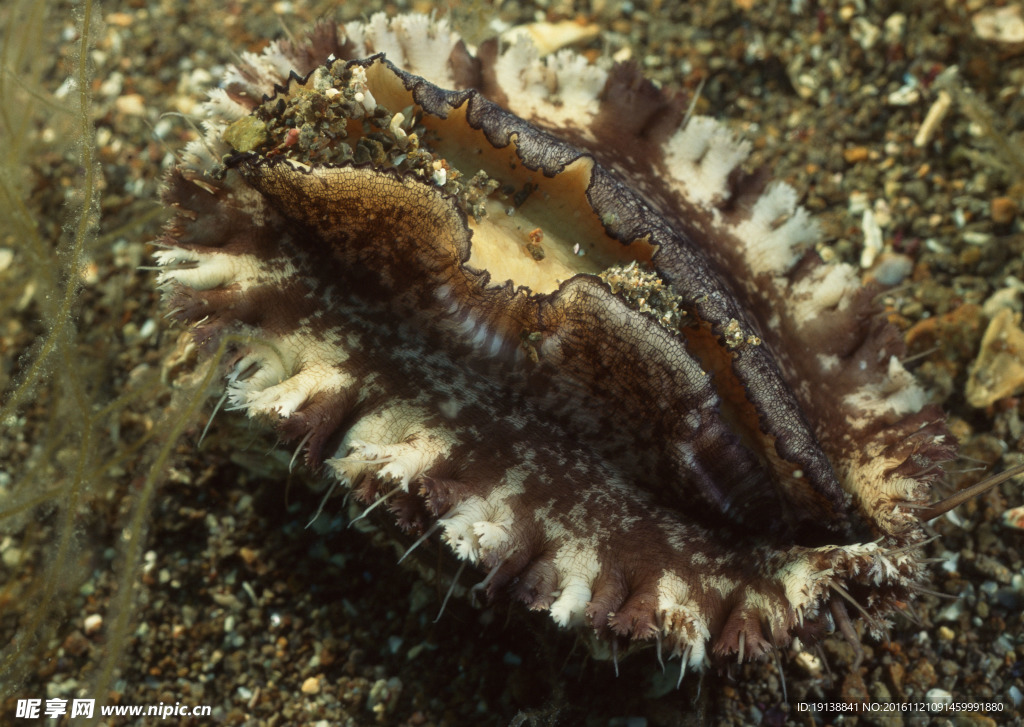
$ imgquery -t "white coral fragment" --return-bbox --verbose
[222,44,290,98]
[344,12,460,88]
[844,356,927,420]
[789,262,860,322]
[500,20,601,56]
[204,87,251,122]
[734,182,818,276]
[664,116,751,206]
[494,36,607,131]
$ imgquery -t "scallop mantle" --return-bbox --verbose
[156,13,955,671]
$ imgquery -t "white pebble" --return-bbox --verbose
[84,614,103,634]
[860,209,883,269]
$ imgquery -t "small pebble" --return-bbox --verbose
[993,634,1015,655]
[844,146,870,164]
[793,650,823,676]
[973,5,1024,43]
[870,253,913,286]
[1002,505,1024,530]
[996,587,1024,609]
[105,12,134,27]
[860,209,883,268]
[915,91,951,147]
[991,196,1018,225]
[114,93,147,116]
[1,544,21,568]
[981,286,1023,319]
[301,676,321,695]
[974,553,1012,584]
[966,309,1024,408]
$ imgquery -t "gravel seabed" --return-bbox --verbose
[2,1,1024,726]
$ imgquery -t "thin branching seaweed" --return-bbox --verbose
[0,0,218,714]
[1,0,98,690]
[936,67,1024,191]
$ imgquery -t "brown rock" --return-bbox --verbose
[905,659,938,693]
[844,146,871,163]
[966,308,1024,407]
[887,661,905,695]
[905,303,984,363]
[841,670,870,703]
[991,196,1018,225]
